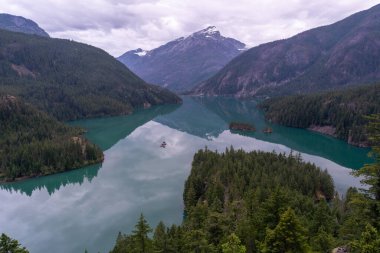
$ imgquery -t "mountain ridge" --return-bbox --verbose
[191,4,380,97]
[0,28,181,121]
[118,26,246,92]
[0,13,49,37]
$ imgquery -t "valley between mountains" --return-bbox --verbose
[1,3,380,253]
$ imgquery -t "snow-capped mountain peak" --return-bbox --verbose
[193,26,220,37]
[117,26,246,92]
[133,48,148,57]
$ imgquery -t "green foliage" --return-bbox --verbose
[350,224,380,253]
[109,119,380,252]
[110,120,380,252]
[153,221,168,253]
[221,233,246,253]
[261,84,380,145]
[353,114,380,199]
[260,208,309,253]
[110,214,153,253]
[0,95,103,180]
[0,233,28,253]
[0,29,180,121]
[132,214,153,253]
[112,149,341,253]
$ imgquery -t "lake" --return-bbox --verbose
[0,97,371,253]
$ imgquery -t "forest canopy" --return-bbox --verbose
[0,95,103,181]
[110,146,380,252]
[260,84,380,146]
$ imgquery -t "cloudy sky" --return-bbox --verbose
[1,0,379,56]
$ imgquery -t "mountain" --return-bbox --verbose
[260,84,380,146]
[0,95,103,181]
[0,13,49,37]
[0,29,181,121]
[118,26,246,92]
[192,4,380,97]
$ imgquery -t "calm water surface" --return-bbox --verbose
[0,97,371,253]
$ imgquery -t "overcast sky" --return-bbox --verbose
[1,0,379,56]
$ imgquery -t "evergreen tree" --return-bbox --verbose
[153,221,168,253]
[184,229,214,253]
[310,227,335,253]
[261,208,309,253]
[221,233,246,253]
[132,214,153,253]
[352,114,380,231]
[354,114,380,200]
[350,224,380,253]
[0,233,29,253]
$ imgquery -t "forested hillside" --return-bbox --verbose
[261,84,380,146]
[0,29,180,121]
[0,95,103,181]
[110,146,380,253]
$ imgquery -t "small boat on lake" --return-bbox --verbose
[263,127,273,134]
[160,141,167,148]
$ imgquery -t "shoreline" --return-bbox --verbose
[0,156,104,184]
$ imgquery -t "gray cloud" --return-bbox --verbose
[0,0,379,56]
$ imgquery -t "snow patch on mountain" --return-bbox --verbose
[135,50,147,56]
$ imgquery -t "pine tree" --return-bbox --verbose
[0,233,29,253]
[132,214,153,253]
[353,114,380,200]
[184,229,214,253]
[350,224,380,253]
[261,208,310,253]
[153,221,168,253]
[352,114,380,230]
[221,233,246,253]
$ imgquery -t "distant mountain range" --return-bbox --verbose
[0,13,49,37]
[0,29,180,121]
[192,4,380,97]
[118,26,246,92]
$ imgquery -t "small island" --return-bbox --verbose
[229,122,256,131]
[263,127,273,134]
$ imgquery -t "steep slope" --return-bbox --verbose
[260,84,380,146]
[0,29,181,120]
[0,13,49,37]
[0,95,103,181]
[192,4,380,96]
[118,26,246,92]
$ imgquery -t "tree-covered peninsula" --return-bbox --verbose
[0,95,103,181]
[261,84,380,146]
[109,114,380,253]
[109,152,373,252]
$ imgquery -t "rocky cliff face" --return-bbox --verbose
[118,26,246,92]
[0,13,49,37]
[192,4,380,97]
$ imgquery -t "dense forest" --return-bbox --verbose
[0,28,180,121]
[109,134,380,253]
[260,84,380,146]
[0,95,103,181]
